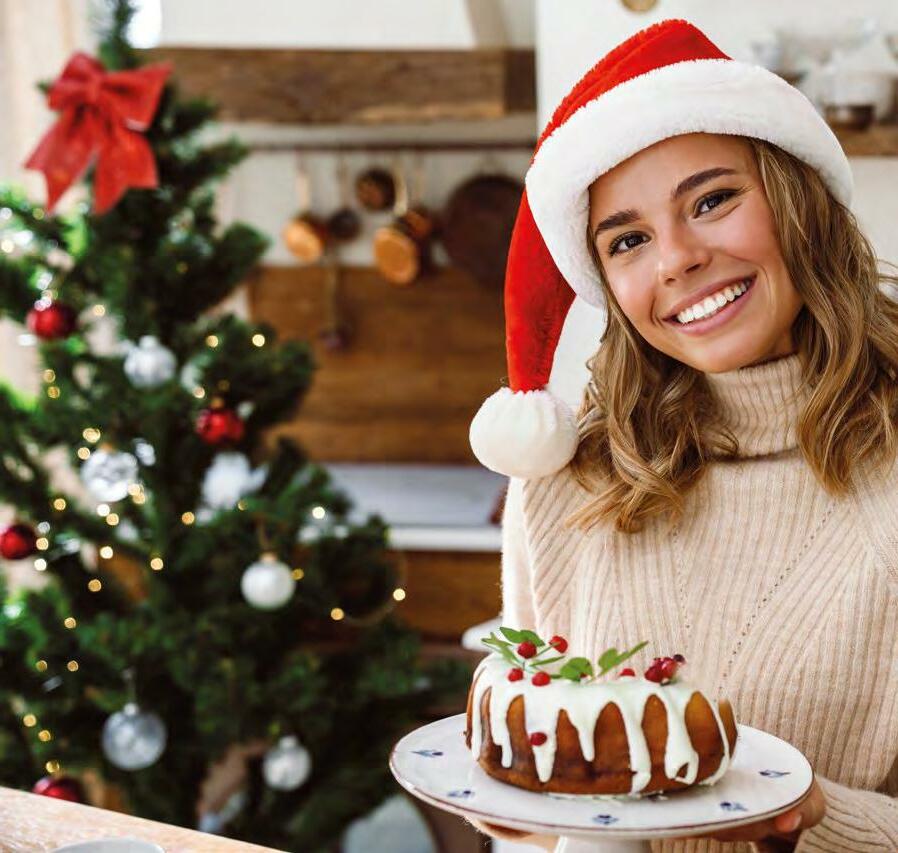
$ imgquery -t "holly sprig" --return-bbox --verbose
[481,626,649,684]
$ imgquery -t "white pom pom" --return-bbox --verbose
[469,387,579,478]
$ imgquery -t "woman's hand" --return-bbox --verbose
[466,817,559,851]
[685,777,826,845]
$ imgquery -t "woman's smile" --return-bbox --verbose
[662,273,757,336]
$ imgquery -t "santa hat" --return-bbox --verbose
[469,17,853,479]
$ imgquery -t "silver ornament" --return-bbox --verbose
[240,552,294,609]
[101,702,167,770]
[201,452,267,511]
[262,735,311,791]
[81,448,139,502]
[123,336,177,388]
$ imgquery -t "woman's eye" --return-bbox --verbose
[695,189,734,215]
[606,189,737,257]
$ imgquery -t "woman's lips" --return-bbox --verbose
[663,275,756,334]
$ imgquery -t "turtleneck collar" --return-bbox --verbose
[703,351,810,457]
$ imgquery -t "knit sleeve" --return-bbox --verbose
[790,773,898,852]
[500,476,538,631]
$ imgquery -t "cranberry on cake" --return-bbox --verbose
[464,627,738,796]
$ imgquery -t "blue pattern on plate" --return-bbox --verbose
[412,749,444,757]
[720,801,748,812]
[591,814,620,826]
[759,769,790,778]
[448,789,475,798]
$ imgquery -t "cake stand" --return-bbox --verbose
[389,713,813,853]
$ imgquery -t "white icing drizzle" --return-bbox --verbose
[469,653,733,793]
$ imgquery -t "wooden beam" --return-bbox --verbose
[141,47,535,124]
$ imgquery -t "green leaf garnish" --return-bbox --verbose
[559,657,593,681]
[499,626,546,647]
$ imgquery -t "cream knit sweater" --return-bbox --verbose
[500,351,898,853]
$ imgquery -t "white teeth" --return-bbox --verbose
[675,278,752,325]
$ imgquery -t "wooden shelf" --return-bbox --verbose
[141,47,535,124]
[833,121,898,156]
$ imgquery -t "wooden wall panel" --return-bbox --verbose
[248,264,507,463]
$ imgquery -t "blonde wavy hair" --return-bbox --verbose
[565,135,898,536]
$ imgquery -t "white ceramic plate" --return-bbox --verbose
[389,714,813,843]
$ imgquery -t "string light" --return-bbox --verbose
[33,558,47,571]
[45,760,60,774]
[392,588,406,601]
[82,427,101,443]
[35,537,49,550]
[132,491,146,505]
[99,545,114,559]
[311,506,326,520]
[96,503,110,517]
[35,660,48,672]
[150,556,163,571]
[63,617,76,629]
[92,304,106,317]
[22,714,36,727]
[237,499,246,511]
[52,497,66,510]
[88,579,102,592]
[105,513,119,526]
[292,567,304,580]
[42,369,55,382]
[205,334,219,347]
[192,387,205,399]
[47,386,61,399]
[38,729,52,742]
[252,333,265,347]
[76,447,91,460]
[127,483,141,496]
[330,607,344,621]
[181,511,195,525]
[66,660,79,672]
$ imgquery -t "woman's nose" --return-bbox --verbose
[654,224,712,283]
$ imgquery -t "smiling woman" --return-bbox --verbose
[466,17,898,853]
[573,130,898,536]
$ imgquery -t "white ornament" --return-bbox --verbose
[101,702,167,770]
[263,735,311,791]
[201,452,267,511]
[133,438,156,467]
[81,448,139,502]
[241,552,294,609]
[123,336,177,389]
[179,360,202,392]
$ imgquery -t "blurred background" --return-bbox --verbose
[1,1,897,852]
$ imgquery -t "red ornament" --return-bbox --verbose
[27,300,77,340]
[0,523,37,560]
[619,667,636,678]
[548,635,568,653]
[24,52,172,214]
[196,406,245,446]
[516,641,537,659]
[507,667,524,682]
[529,732,548,746]
[531,671,551,687]
[32,774,86,803]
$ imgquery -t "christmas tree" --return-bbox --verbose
[0,2,469,849]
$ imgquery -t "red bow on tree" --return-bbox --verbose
[24,52,172,214]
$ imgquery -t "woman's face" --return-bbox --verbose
[587,133,802,372]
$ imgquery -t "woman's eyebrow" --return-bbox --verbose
[592,166,740,239]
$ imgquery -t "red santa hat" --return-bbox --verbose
[469,17,853,479]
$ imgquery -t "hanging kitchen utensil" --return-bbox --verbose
[373,152,439,287]
[282,153,332,263]
[317,246,351,352]
[354,165,397,211]
[326,152,362,243]
[439,151,523,288]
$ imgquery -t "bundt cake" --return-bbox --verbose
[464,628,738,796]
